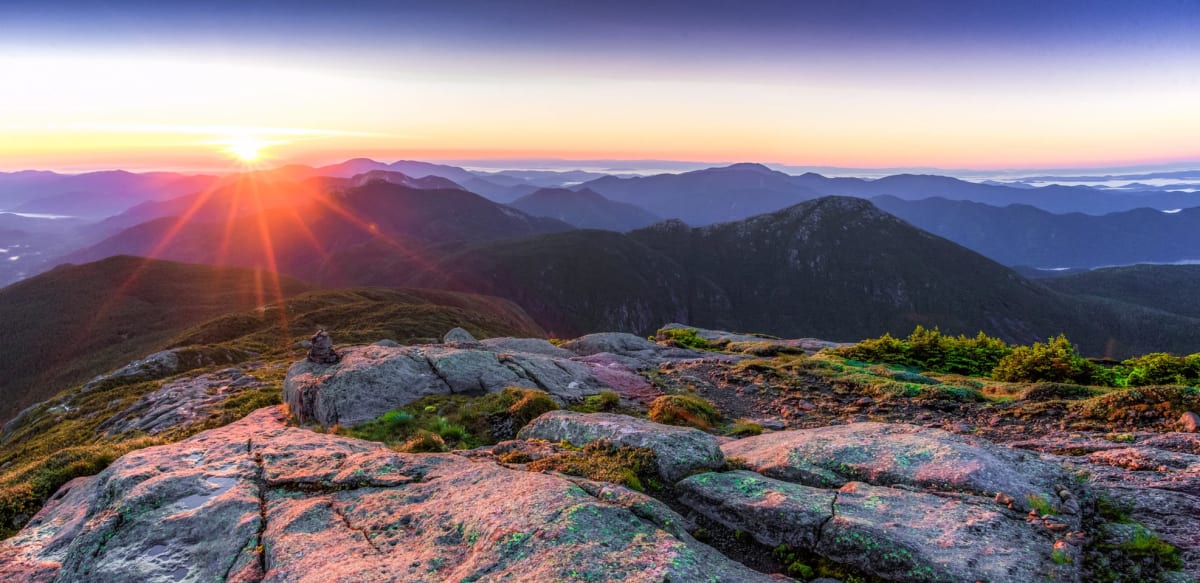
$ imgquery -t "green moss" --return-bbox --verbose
[1026,493,1055,516]
[1018,382,1098,402]
[1117,529,1182,569]
[1095,496,1134,524]
[526,439,657,492]
[1105,432,1137,444]
[568,390,621,414]
[913,385,986,402]
[648,394,721,430]
[771,544,816,579]
[346,387,560,449]
[726,341,805,357]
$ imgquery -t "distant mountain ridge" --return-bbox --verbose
[578,163,821,225]
[342,196,1200,357]
[578,164,1200,224]
[509,187,660,231]
[64,178,573,281]
[0,170,217,218]
[872,195,1200,268]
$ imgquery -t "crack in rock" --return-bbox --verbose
[814,490,838,550]
[422,354,455,394]
[331,500,384,555]
[253,447,268,581]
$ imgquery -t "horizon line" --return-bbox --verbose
[4,156,1200,179]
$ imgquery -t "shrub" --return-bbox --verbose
[1074,386,1200,422]
[992,335,1099,384]
[500,388,559,428]
[648,394,721,429]
[835,327,1012,376]
[1116,352,1200,387]
[726,421,764,437]
[656,327,714,350]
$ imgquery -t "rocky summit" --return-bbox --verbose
[282,332,710,428]
[3,326,1198,583]
[0,408,770,583]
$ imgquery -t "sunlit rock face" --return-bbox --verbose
[0,407,774,583]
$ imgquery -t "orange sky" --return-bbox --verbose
[2,50,1198,173]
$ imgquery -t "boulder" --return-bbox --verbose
[559,332,704,370]
[0,407,773,583]
[676,471,1072,583]
[83,350,180,390]
[517,411,725,482]
[481,337,572,358]
[442,326,478,344]
[658,323,850,353]
[1180,411,1200,433]
[721,422,1071,513]
[1097,486,1200,581]
[580,355,664,404]
[676,470,834,549]
[658,323,775,345]
[96,368,268,436]
[80,346,249,392]
[285,345,449,427]
[283,344,605,428]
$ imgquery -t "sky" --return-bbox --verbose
[1,0,1198,172]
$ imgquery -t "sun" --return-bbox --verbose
[224,136,269,162]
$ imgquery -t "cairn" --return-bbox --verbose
[307,329,340,364]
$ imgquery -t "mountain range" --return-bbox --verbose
[282,192,1200,356]
[509,187,661,231]
[872,196,1200,268]
[577,163,1200,224]
[0,170,217,218]
[5,160,1200,368]
[63,179,572,281]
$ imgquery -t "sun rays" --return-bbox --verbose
[57,158,457,367]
